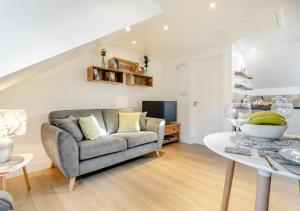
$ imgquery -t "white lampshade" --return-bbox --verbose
[0,110,26,138]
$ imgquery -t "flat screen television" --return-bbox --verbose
[142,101,177,122]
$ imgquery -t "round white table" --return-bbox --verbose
[204,132,300,211]
[0,153,33,191]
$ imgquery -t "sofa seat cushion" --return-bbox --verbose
[79,136,127,160]
[112,131,158,148]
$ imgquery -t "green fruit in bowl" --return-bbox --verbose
[247,111,287,126]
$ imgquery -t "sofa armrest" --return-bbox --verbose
[41,123,79,177]
[0,191,13,211]
[145,117,165,148]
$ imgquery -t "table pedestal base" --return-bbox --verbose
[255,170,271,211]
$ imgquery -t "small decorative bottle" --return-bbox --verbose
[144,55,150,73]
[101,48,107,68]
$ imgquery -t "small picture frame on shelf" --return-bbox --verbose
[93,68,100,80]
[110,72,116,82]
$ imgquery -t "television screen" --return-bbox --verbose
[142,101,177,122]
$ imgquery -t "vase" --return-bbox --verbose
[0,137,13,163]
[101,56,105,68]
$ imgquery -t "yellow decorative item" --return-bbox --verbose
[247,111,287,125]
[118,112,141,133]
[79,115,106,140]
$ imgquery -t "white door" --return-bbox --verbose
[190,56,223,144]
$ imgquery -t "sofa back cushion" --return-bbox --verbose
[49,109,106,138]
[54,115,83,142]
[102,107,137,134]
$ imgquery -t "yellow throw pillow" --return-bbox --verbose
[79,115,106,140]
[118,112,141,133]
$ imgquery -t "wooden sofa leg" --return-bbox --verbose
[69,177,76,192]
[155,150,160,157]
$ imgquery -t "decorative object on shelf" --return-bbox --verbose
[93,68,100,80]
[108,57,139,73]
[144,55,150,73]
[87,66,124,84]
[0,110,26,163]
[100,48,107,68]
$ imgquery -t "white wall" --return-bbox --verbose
[165,46,232,144]
[244,41,300,95]
[0,44,166,175]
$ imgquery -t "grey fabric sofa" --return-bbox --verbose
[0,191,13,211]
[41,107,165,191]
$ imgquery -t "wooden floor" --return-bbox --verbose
[7,143,300,211]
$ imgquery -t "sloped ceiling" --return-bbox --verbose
[0,0,162,79]
[109,0,285,60]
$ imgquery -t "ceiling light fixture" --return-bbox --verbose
[163,25,169,30]
[132,40,136,45]
[125,26,131,32]
[209,2,216,9]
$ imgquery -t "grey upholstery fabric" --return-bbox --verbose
[41,123,79,177]
[54,115,83,142]
[112,131,157,148]
[0,191,13,211]
[140,112,147,131]
[49,109,106,134]
[79,136,127,160]
[101,107,136,134]
[79,142,158,175]
[101,109,118,134]
[145,117,166,148]
[41,108,165,180]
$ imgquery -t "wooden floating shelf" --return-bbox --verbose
[87,66,153,87]
[234,84,253,90]
[87,66,124,84]
[108,57,139,73]
[234,71,253,79]
[125,72,153,87]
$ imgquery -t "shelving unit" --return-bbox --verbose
[234,83,253,90]
[164,123,180,144]
[87,66,124,84]
[126,72,153,87]
[234,71,253,79]
[87,57,154,87]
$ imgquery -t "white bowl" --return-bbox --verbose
[240,124,288,139]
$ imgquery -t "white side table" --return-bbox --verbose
[0,153,33,191]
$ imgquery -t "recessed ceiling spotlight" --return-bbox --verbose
[132,40,136,45]
[209,2,216,9]
[163,25,169,30]
[125,26,131,32]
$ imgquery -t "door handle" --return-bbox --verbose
[193,101,199,106]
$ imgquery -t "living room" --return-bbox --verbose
[1,0,300,210]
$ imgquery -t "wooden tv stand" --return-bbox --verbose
[163,122,180,144]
